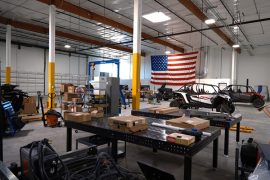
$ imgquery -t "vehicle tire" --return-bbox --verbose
[252,98,265,108]
[170,99,180,107]
[216,102,235,113]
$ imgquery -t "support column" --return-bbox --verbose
[6,25,11,84]
[231,49,237,84]
[132,0,142,110]
[48,5,56,108]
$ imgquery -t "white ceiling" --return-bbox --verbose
[0,0,269,57]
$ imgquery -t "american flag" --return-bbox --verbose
[151,52,198,86]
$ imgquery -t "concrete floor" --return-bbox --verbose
[3,101,270,180]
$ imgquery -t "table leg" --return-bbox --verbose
[224,127,229,156]
[213,138,218,168]
[66,127,72,152]
[184,156,192,180]
[236,122,240,142]
[111,139,118,162]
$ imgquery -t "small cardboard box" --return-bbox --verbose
[93,90,106,95]
[92,82,107,89]
[72,98,82,103]
[64,112,91,122]
[68,105,82,112]
[166,117,210,130]
[108,115,148,133]
[63,93,80,101]
[91,110,104,118]
[60,83,73,93]
[62,103,68,110]
[68,86,76,93]
[167,133,195,146]
[21,96,37,114]
[94,76,107,82]
[148,107,179,114]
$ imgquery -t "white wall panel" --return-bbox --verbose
[237,46,270,87]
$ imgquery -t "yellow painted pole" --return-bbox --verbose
[132,53,141,109]
[132,0,142,110]
[48,5,56,108]
[6,66,11,84]
[6,25,11,84]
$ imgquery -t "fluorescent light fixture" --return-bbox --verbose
[64,44,71,49]
[232,44,240,48]
[233,26,239,30]
[143,12,171,23]
[165,50,171,54]
[205,18,216,25]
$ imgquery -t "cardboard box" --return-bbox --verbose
[92,82,107,89]
[21,96,37,114]
[64,112,91,122]
[108,115,148,133]
[60,83,73,93]
[94,76,107,82]
[166,117,210,130]
[68,105,82,112]
[68,86,76,93]
[63,93,80,101]
[167,133,195,146]
[91,110,104,118]
[148,107,179,114]
[93,90,106,95]
[72,98,82,103]
[62,103,68,110]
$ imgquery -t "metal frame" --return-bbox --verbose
[131,108,241,156]
[65,117,221,180]
[88,59,120,81]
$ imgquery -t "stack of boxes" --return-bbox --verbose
[21,96,37,114]
[61,82,105,122]
[91,76,107,96]
[61,83,81,111]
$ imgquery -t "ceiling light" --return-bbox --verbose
[64,44,71,49]
[165,50,171,54]
[114,9,119,12]
[233,26,239,30]
[205,19,216,25]
[232,44,240,48]
[143,12,171,23]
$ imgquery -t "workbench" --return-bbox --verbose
[131,108,242,156]
[65,117,221,180]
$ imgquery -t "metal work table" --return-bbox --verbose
[131,108,242,156]
[65,117,221,180]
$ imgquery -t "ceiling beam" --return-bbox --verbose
[0,16,143,56]
[36,0,185,53]
[177,0,241,53]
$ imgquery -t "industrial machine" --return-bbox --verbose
[19,138,144,180]
[157,83,173,101]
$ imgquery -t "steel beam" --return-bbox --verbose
[0,16,138,55]
[178,0,241,53]
[36,0,185,53]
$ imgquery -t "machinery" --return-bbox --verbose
[170,83,235,113]
[157,83,173,101]
[235,138,259,180]
[19,139,144,180]
[38,92,62,127]
[221,85,265,108]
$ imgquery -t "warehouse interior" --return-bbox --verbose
[0,0,270,180]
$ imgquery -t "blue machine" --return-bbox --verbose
[1,101,25,136]
[88,59,127,110]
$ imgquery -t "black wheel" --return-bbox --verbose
[216,101,235,113]
[170,99,180,107]
[252,98,265,108]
